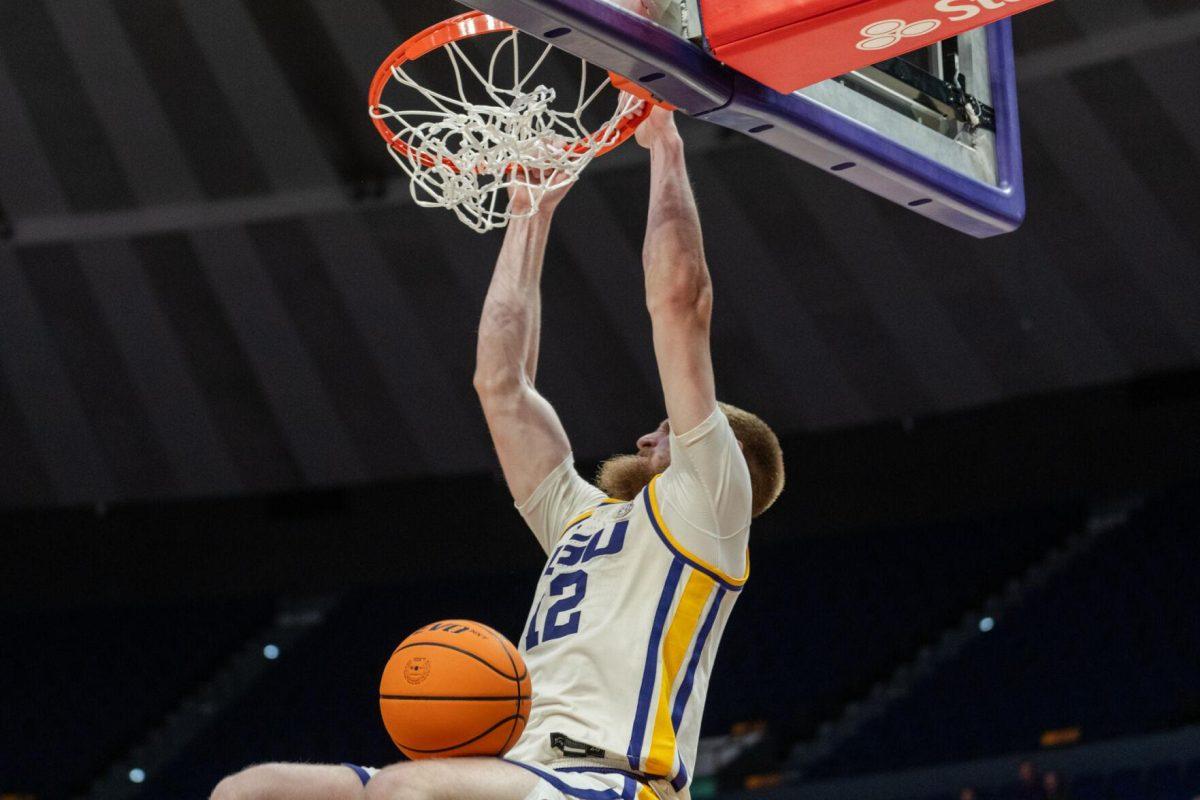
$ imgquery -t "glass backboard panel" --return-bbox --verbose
[455,0,1025,237]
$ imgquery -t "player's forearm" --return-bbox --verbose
[474,213,553,395]
[643,132,712,316]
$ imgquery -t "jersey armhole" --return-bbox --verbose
[642,476,748,591]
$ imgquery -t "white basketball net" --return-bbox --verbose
[370,31,644,233]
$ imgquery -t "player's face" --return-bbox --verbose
[635,419,672,474]
[595,420,672,500]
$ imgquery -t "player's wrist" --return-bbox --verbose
[508,205,546,222]
[532,198,562,218]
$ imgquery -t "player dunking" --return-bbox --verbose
[211,107,784,800]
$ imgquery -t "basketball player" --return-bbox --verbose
[210,105,784,800]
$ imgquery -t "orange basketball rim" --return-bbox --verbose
[368,10,658,172]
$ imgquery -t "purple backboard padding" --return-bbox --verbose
[461,0,733,113]
[457,0,1026,237]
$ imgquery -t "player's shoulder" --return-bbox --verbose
[640,474,750,590]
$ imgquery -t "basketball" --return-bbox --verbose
[379,620,531,760]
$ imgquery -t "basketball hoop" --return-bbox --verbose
[369,11,656,233]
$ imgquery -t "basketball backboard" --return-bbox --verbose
[451,0,1028,237]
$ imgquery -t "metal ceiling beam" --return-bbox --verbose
[6,125,710,245]
[6,9,1198,246]
[13,182,399,246]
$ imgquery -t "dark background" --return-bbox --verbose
[0,0,1198,517]
[1,0,1199,799]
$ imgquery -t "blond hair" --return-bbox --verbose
[719,402,785,518]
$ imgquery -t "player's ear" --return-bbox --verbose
[736,439,745,452]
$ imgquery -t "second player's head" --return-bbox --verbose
[596,403,785,517]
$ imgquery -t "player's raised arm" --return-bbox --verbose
[473,183,574,506]
[635,109,718,434]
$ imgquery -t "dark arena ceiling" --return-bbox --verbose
[0,0,1198,509]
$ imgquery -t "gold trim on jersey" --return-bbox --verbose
[557,499,629,539]
[644,570,717,776]
[646,476,750,587]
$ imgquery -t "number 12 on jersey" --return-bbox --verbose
[525,570,587,649]
[523,519,629,650]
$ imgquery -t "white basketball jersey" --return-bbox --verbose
[504,409,753,793]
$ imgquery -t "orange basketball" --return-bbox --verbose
[379,620,531,760]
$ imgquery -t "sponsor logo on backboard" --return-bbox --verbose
[934,0,1031,23]
[856,18,942,51]
[857,0,1033,52]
